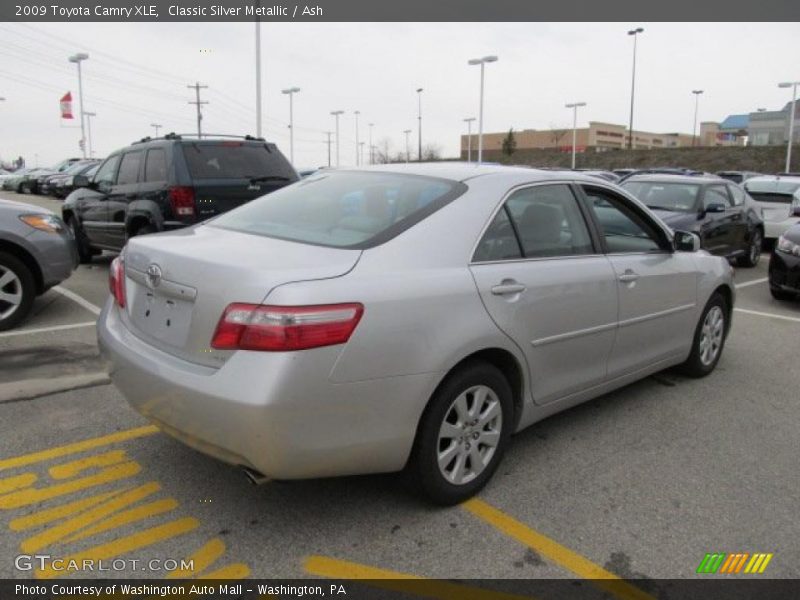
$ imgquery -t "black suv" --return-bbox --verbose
[62,134,298,262]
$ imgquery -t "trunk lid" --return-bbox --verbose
[191,178,291,219]
[121,224,361,367]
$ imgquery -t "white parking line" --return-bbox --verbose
[52,285,102,316]
[735,277,769,289]
[734,308,800,324]
[0,321,96,338]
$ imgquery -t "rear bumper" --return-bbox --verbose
[97,299,439,480]
[769,250,800,295]
[765,218,800,240]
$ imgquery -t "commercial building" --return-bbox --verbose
[747,100,800,146]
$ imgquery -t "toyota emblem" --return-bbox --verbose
[145,264,163,289]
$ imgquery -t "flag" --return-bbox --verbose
[60,92,73,119]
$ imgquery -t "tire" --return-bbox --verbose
[0,251,36,332]
[678,293,728,378]
[66,217,95,264]
[737,229,762,268]
[770,286,796,301]
[132,223,156,238]
[409,361,513,505]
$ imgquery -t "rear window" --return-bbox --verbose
[744,180,800,203]
[211,171,466,249]
[181,142,297,180]
[622,181,700,212]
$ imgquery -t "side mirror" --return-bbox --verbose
[73,174,90,188]
[674,230,701,252]
[704,202,726,214]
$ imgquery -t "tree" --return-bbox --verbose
[501,128,517,157]
[549,123,569,147]
[421,143,443,161]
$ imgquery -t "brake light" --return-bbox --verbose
[168,186,196,217]
[211,303,364,351]
[109,256,126,308]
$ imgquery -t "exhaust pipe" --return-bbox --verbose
[241,466,270,486]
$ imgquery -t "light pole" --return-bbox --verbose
[84,111,96,158]
[779,81,800,172]
[691,90,704,147]
[403,129,412,163]
[150,123,162,137]
[359,142,365,166]
[468,55,498,164]
[627,28,643,150]
[565,102,586,169]
[330,110,344,167]
[68,52,89,158]
[354,111,360,166]
[255,9,262,137]
[281,87,300,164]
[416,87,423,161]
[368,123,374,165]
[324,131,332,167]
[463,117,476,162]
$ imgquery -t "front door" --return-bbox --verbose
[80,154,120,248]
[470,183,618,405]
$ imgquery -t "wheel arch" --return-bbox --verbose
[712,283,734,335]
[0,239,44,294]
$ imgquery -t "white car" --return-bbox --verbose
[743,176,800,240]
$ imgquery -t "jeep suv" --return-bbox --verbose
[62,134,298,262]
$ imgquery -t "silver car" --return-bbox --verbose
[98,165,735,504]
[1,198,77,330]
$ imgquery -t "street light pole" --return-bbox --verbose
[368,123,374,165]
[330,110,344,167]
[281,87,300,164]
[627,28,643,150]
[565,102,586,169]
[84,111,96,158]
[324,131,332,167]
[69,52,89,158]
[417,88,423,161]
[150,123,162,137]
[691,90,704,147]
[779,81,800,172]
[354,111,360,166]
[255,7,262,137]
[463,117,475,162]
[404,129,412,163]
[468,55,498,164]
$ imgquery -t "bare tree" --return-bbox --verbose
[549,123,569,147]
[374,137,393,164]
[421,143,443,161]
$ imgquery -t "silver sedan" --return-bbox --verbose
[98,164,735,504]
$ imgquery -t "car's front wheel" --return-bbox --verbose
[0,251,36,332]
[737,229,762,268]
[409,361,513,505]
[678,293,728,378]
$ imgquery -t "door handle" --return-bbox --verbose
[491,282,527,296]
[618,270,640,283]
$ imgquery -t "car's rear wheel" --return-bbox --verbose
[737,229,762,268]
[66,217,95,264]
[0,252,36,332]
[409,361,512,505]
[678,293,728,378]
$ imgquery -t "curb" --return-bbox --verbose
[0,372,111,404]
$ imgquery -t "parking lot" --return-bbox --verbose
[1,188,799,594]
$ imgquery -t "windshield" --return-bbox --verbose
[622,181,701,212]
[211,171,466,249]
[182,142,297,180]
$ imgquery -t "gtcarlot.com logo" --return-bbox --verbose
[696,552,774,574]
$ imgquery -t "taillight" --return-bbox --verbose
[211,303,364,351]
[168,186,196,217]
[109,256,126,308]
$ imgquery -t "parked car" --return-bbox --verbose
[2,168,42,192]
[742,176,800,242]
[44,160,101,197]
[573,169,620,183]
[23,158,82,194]
[618,167,711,183]
[769,222,800,301]
[63,134,298,262]
[98,164,735,504]
[716,170,762,184]
[622,174,764,267]
[0,198,77,330]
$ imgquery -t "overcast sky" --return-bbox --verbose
[1,22,798,168]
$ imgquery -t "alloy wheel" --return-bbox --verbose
[698,306,724,366]
[437,385,503,485]
[750,232,762,265]
[0,265,23,321]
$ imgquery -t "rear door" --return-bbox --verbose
[470,183,618,405]
[106,150,144,249]
[580,184,697,378]
[179,141,298,219]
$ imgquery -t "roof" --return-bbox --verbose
[621,173,722,185]
[719,114,749,131]
[358,162,606,184]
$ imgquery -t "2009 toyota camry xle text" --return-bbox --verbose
[98,164,735,504]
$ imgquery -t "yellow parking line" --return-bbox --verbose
[10,488,125,531]
[304,555,539,600]
[0,425,158,472]
[462,499,654,600]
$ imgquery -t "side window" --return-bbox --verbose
[583,186,664,254]
[116,152,143,186]
[472,207,522,262]
[727,184,745,206]
[704,185,732,208]
[505,185,594,258]
[93,155,120,187]
[144,149,167,183]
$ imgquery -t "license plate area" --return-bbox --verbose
[127,278,196,348]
